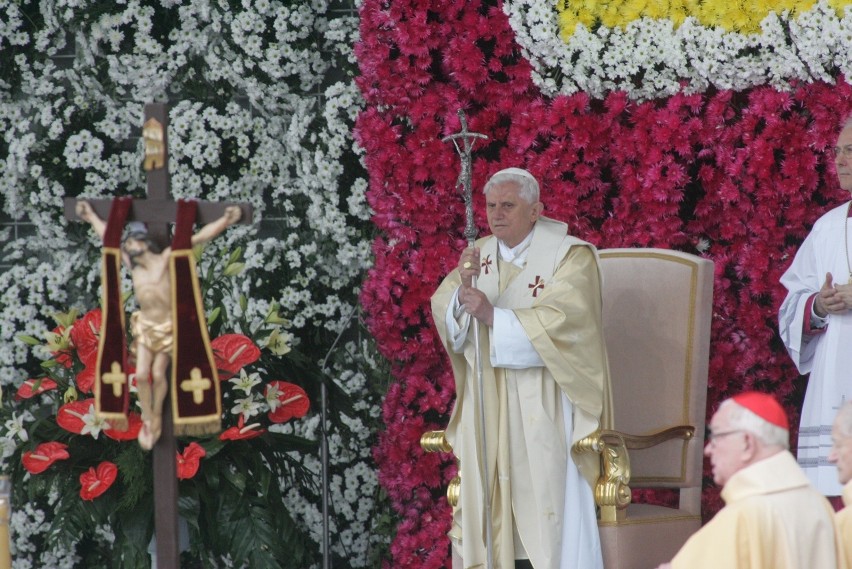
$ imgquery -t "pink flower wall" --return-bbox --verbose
[354,1,852,566]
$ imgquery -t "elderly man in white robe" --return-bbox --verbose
[431,167,611,569]
[779,116,852,496]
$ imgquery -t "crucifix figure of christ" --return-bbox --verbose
[64,103,252,569]
[74,199,241,448]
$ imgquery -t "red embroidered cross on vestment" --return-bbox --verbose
[529,275,545,297]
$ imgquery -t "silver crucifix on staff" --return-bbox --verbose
[441,109,493,569]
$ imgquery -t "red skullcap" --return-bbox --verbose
[731,391,788,430]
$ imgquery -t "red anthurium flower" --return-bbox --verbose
[22,442,70,474]
[211,334,261,380]
[79,461,118,501]
[177,442,206,480]
[104,412,143,441]
[219,414,266,441]
[69,308,101,364]
[75,364,95,394]
[266,381,310,423]
[57,399,95,434]
[15,378,58,400]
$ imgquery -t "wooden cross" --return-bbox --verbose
[64,103,253,569]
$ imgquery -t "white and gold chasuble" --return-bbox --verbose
[671,451,845,569]
[838,480,852,568]
[432,217,611,569]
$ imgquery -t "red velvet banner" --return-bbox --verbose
[95,197,132,430]
[169,199,222,436]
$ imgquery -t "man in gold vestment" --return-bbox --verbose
[431,168,610,569]
[656,391,845,569]
[829,401,852,567]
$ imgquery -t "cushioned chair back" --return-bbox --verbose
[599,248,713,492]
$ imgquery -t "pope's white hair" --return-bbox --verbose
[483,167,540,204]
[719,398,789,449]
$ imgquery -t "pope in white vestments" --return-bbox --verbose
[657,391,845,569]
[431,168,611,569]
[779,119,852,496]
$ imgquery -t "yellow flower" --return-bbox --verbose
[622,0,645,22]
[64,386,79,404]
[556,0,832,38]
[264,302,289,325]
[44,327,72,353]
[265,328,292,356]
[53,309,79,329]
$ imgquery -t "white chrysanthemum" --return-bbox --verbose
[503,0,852,101]
[0,1,384,564]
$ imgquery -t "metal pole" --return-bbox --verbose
[320,379,330,569]
[318,304,359,569]
[441,110,492,569]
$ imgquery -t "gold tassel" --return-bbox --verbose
[174,421,221,437]
[106,416,128,432]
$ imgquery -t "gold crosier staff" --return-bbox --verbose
[442,109,492,569]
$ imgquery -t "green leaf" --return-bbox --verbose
[207,306,221,325]
[16,334,42,346]
[223,262,245,276]
[226,246,242,265]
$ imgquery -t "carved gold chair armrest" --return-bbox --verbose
[574,425,695,523]
[421,430,453,453]
[420,430,460,507]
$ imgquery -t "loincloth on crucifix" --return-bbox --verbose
[130,312,173,354]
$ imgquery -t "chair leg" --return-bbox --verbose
[514,560,534,569]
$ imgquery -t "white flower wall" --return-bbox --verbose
[0,0,385,566]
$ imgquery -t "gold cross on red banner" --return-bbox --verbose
[528,275,545,297]
[102,361,127,397]
[180,367,212,405]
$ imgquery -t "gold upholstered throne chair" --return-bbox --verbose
[575,247,714,569]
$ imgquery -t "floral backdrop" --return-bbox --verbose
[356,0,852,567]
[0,1,388,568]
[4,0,852,567]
